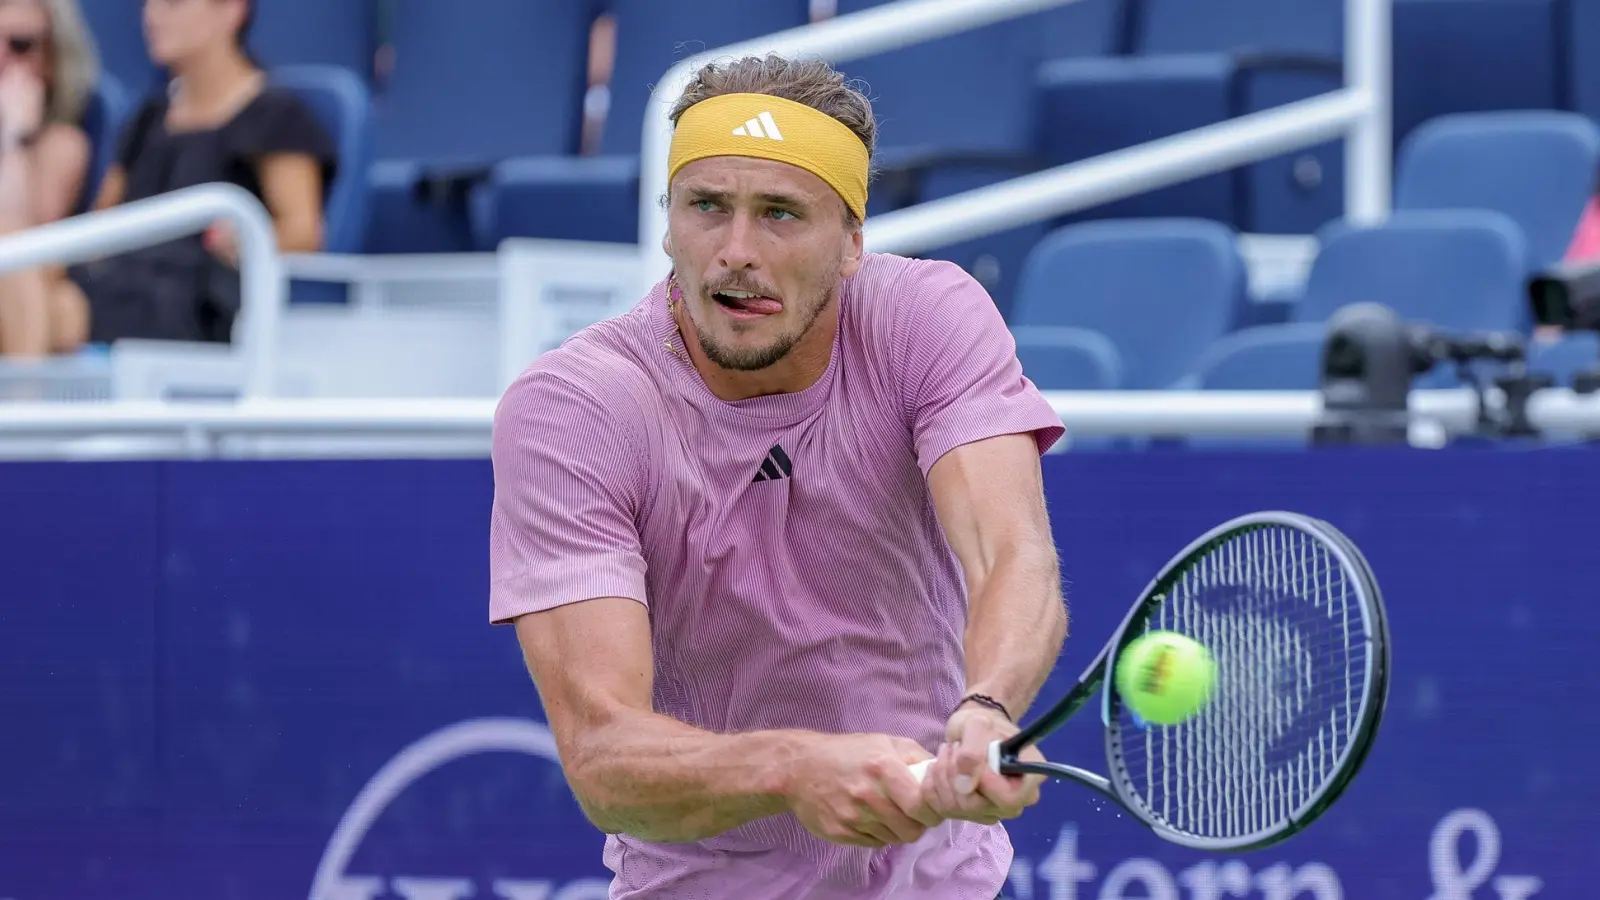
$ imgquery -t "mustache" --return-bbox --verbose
[706,278,780,298]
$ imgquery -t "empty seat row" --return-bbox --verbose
[66,2,1600,306]
[1012,206,1552,394]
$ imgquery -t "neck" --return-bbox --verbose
[171,46,256,107]
[672,289,839,403]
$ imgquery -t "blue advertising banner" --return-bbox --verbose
[0,450,1592,899]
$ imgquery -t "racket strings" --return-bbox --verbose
[1114,525,1371,841]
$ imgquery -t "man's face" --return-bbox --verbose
[665,156,863,371]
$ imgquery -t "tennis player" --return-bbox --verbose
[490,54,1069,899]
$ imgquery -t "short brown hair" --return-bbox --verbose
[669,54,878,166]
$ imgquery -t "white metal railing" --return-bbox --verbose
[0,184,283,396]
[637,0,1390,290]
[0,390,1596,459]
[281,252,499,310]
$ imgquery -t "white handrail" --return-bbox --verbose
[3,389,1597,442]
[864,89,1369,254]
[636,0,1391,288]
[1345,0,1393,224]
[0,183,283,396]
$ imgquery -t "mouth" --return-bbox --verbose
[711,289,784,320]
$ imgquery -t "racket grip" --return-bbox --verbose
[906,740,1002,783]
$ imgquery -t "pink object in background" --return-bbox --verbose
[1567,195,1600,262]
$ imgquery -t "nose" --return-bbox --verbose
[716,209,761,273]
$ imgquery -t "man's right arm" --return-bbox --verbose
[513,596,798,842]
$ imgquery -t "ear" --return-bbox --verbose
[838,220,865,280]
[661,231,672,256]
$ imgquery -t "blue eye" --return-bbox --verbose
[692,199,717,213]
[769,208,798,221]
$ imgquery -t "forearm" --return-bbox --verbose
[962,546,1068,719]
[0,148,33,232]
[566,709,803,843]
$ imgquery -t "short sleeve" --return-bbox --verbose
[489,370,650,625]
[894,262,1066,474]
[226,89,338,180]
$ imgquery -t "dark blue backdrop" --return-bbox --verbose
[0,451,1589,900]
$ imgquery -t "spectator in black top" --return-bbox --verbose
[0,0,100,358]
[64,0,335,346]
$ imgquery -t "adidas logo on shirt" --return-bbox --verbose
[731,111,785,141]
[751,444,794,483]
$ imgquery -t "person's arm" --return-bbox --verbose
[891,261,1069,821]
[494,369,935,847]
[91,164,125,211]
[256,153,325,252]
[513,597,797,842]
[928,433,1067,721]
[208,153,325,265]
[29,126,89,226]
[0,128,83,232]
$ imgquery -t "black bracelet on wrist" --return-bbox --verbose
[956,693,1012,722]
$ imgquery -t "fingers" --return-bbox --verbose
[925,738,1046,824]
[949,734,991,796]
[882,756,943,829]
[923,741,992,821]
[970,747,1045,818]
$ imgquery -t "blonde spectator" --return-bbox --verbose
[0,0,98,358]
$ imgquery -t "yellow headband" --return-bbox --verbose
[667,93,870,222]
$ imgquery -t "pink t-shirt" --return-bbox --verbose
[489,252,1065,899]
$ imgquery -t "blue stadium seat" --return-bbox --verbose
[906,167,1049,321]
[1572,0,1600,125]
[1296,210,1530,332]
[1011,326,1123,390]
[1528,333,1600,390]
[1391,0,1562,150]
[272,66,371,256]
[601,0,810,156]
[1034,55,1236,225]
[1395,112,1600,268]
[775,2,1055,312]
[1011,219,1245,389]
[1135,0,1342,56]
[77,74,131,215]
[251,0,377,78]
[485,1,807,253]
[485,156,639,246]
[1187,322,1327,450]
[1035,0,1346,234]
[1195,323,1327,389]
[837,0,1040,155]
[365,0,594,253]
[79,0,160,96]
[1037,0,1130,58]
[1138,0,1345,234]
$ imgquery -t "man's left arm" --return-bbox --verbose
[929,433,1067,722]
[921,434,1067,822]
[890,262,1071,823]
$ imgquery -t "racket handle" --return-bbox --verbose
[906,740,1002,783]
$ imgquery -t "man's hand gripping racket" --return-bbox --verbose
[908,511,1390,852]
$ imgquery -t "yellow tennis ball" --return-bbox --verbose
[1115,631,1216,725]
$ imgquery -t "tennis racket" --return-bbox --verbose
[910,510,1390,852]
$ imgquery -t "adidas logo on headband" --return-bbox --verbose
[731,111,784,141]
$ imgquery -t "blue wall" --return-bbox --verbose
[0,452,1591,899]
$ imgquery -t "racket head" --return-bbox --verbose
[1098,511,1390,852]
